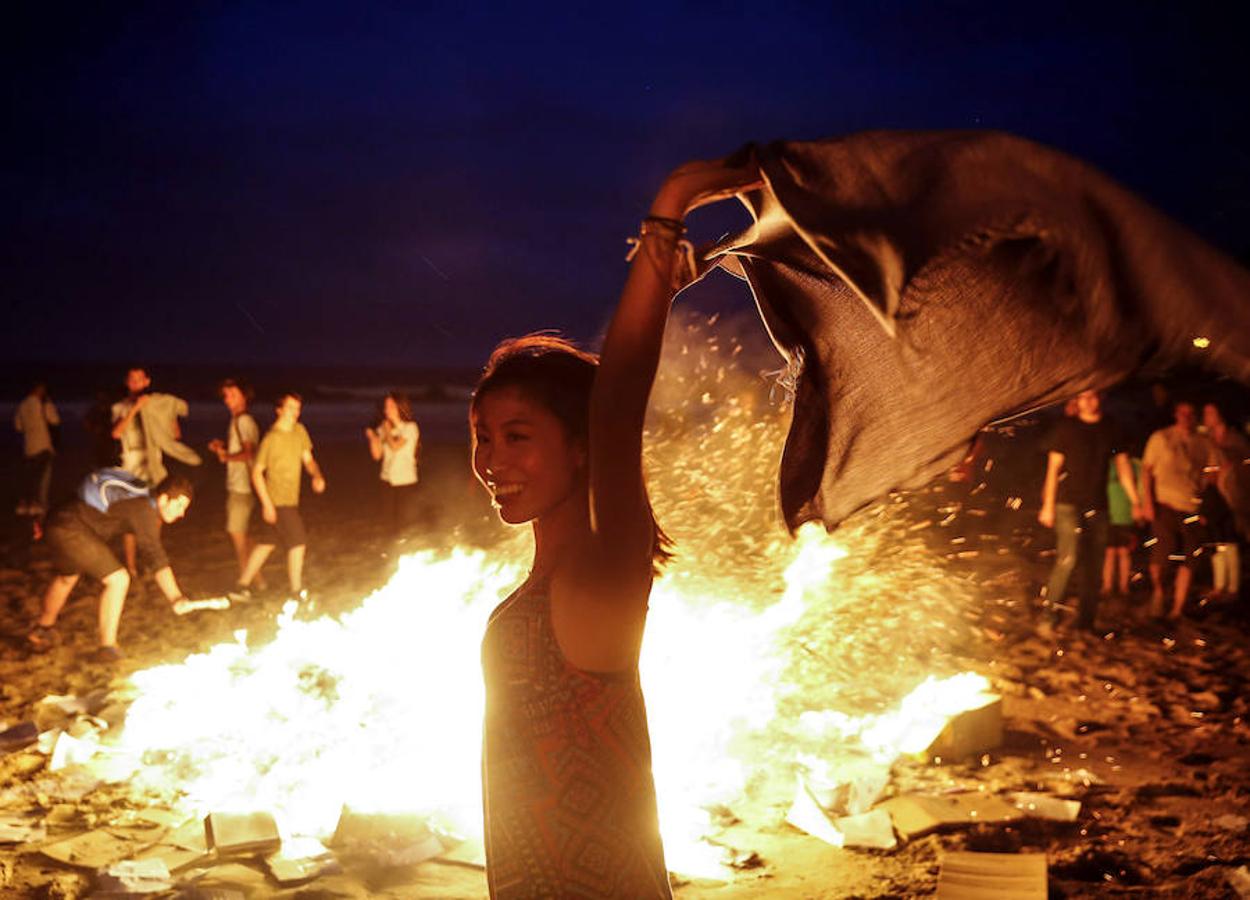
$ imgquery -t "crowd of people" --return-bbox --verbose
[1037,387,1250,637]
[9,154,767,898]
[12,367,421,663]
[9,155,1248,895]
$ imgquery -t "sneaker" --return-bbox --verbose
[91,645,124,664]
[1036,620,1056,641]
[226,585,254,603]
[173,596,231,615]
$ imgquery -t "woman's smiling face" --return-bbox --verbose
[471,385,586,526]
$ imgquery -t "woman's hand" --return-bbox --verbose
[650,155,764,220]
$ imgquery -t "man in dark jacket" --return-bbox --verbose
[28,471,196,661]
[1038,390,1142,634]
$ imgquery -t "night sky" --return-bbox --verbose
[7,2,1249,368]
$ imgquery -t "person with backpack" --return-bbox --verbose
[28,468,198,662]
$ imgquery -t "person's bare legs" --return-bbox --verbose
[1102,548,1115,595]
[228,530,250,579]
[287,544,306,594]
[36,574,80,628]
[1212,545,1229,596]
[123,532,138,577]
[97,568,130,647]
[1148,563,1165,617]
[1116,547,1131,595]
[237,543,276,588]
[1170,565,1192,620]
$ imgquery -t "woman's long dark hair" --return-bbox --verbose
[385,391,414,423]
[472,333,673,571]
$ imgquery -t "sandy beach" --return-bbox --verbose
[2,392,1250,897]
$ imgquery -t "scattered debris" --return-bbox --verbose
[879,792,1022,840]
[926,695,1003,761]
[204,811,281,857]
[1009,792,1081,822]
[40,827,164,870]
[786,777,851,846]
[787,777,899,850]
[329,807,446,867]
[937,850,1047,899]
[0,814,46,844]
[831,808,897,850]
[264,836,340,885]
[0,722,38,753]
[95,858,174,894]
[49,731,100,772]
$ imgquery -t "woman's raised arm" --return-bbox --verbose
[586,158,762,586]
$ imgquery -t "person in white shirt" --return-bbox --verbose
[364,391,420,535]
[14,382,60,517]
[209,378,262,585]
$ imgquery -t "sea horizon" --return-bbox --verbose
[0,360,481,405]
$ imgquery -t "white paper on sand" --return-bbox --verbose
[1009,792,1081,822]
[49,731,99,771]
[785,777,897,849]
[39,694,91,715]
[832,808,897,850]
[0,814,47,844]
[786,776,845,846]
[99,857,173,893]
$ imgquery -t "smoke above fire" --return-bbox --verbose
[82,309,987,877]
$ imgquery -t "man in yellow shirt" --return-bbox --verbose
[229,392,325,602]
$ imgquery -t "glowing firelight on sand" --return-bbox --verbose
[76,313,995,877]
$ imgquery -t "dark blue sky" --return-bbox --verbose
[6,2,1248,366]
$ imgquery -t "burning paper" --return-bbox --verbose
[63,312,994,879]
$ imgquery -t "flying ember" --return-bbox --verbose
[74,312,991,877]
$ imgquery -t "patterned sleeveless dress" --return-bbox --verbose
[480,575,671,899]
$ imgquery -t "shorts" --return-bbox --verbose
[1106,523,1137,549]
[1151,503,1205,566]
[257,506,307,549]
[46,523,125,581]
[226,491,255,534]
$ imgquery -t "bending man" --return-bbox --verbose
[29,470,197,661]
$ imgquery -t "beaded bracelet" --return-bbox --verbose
[642,215,687,235]
[625,216,687,262]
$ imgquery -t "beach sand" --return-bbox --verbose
[3,435,1250,897]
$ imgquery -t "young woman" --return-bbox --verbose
[471,157,761,898]
[364,392,420,534]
